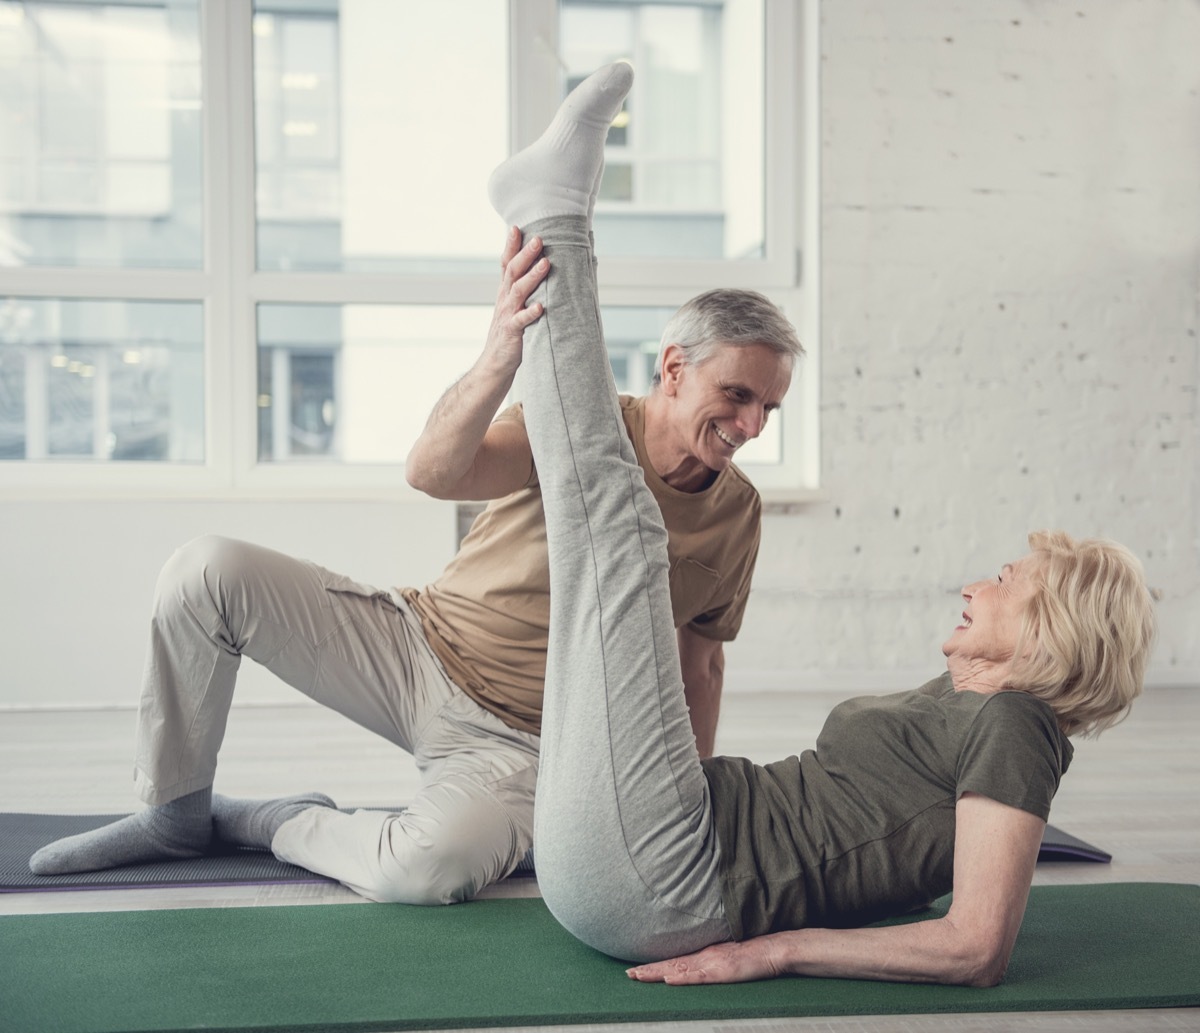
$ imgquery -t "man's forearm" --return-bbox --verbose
[407,229,547,499]
[680,631,725,758]
[684,671,721,758]
[405,355,516,497]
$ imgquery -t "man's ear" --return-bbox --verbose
[659,343,686,396]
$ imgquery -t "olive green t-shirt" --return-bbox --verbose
[701,672,1073,940]
[404,395,762,736]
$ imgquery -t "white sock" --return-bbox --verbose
[488,61,633,227]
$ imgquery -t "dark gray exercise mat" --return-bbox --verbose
[0,811,1105,892]
[0,812,330,891]
[1037,823,1112,862]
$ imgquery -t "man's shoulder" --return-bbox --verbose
[721,461,763,509]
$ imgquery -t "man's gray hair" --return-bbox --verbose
[652,288,804,387]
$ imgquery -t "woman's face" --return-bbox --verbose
[942,553,1043,665]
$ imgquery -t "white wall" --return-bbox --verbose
[725,0,1200,691]
[2,0,1197,708]
[0,499,456,706]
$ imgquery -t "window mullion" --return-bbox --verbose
[0,267,211,300]
[509,0,560,152]
[760,0,799,286]
[203,0,258,488]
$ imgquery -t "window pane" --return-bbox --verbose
[257,303,494,463]
[560,0,766,261]
[253,1,509,274]
[0,0,203,269]
[0,298,204,461]
[256,302,780,467]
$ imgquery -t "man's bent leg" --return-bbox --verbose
[32,535,434,875]
[135,535,436,803]
[273,689,538,904]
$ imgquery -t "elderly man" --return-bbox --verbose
[31,63,801,907]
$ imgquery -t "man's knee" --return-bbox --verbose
[358,805,525,906]
[360,835,485,907]
[154,534,248,615]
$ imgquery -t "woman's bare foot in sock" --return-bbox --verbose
[487,61,633,227]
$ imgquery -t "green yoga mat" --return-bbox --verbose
[2,883,1197,1033]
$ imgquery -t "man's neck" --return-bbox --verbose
[642,392,717,494]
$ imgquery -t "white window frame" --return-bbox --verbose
[0,0,820,501]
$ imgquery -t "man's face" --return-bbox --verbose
[660,341,794,474]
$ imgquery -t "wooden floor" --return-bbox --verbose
[2,684,1198,1033]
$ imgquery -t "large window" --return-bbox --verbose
[0,0,815,495]
[0,0,203,268]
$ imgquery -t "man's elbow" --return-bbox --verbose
[404,462,429,494]
[404,460,451,499]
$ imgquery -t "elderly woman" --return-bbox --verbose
[488,62,1157,986]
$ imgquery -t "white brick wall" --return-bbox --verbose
[1,1,1195,706]
[725,0,1200,690]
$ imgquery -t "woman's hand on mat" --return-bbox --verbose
[626,938,785,985]
[485,227,550,374]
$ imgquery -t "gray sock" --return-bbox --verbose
[487,61,633,227]
[29,787,213,875]
[211,792,337,851]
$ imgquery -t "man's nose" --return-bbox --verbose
[738,406,766,439]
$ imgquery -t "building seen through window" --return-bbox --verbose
[0,0,202,463]
[250,0,767,465]
[1,0,786,472]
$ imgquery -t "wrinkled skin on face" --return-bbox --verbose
[942,554,1043,692]
[647,341,793,493]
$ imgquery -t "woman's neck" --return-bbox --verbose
[946,655,1013,695]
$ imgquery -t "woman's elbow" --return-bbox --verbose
[955,939,1012,988]
[936,919,1012,987]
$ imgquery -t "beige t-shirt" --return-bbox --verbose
[403,395,762,735]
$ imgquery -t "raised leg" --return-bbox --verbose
[489,64,730,962]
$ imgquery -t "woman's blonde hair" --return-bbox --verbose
[1009,531,1157,738]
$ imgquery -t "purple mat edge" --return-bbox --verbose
[0,876,332,895]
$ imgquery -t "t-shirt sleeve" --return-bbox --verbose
[687,499,762,642]
[494,402,539,490]
[956,691,1068,821]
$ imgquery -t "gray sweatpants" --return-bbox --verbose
[135,535,539,905]
[522,215,732,962]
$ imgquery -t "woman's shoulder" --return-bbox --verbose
[980,687,1062,728]
[968,689,1075,770]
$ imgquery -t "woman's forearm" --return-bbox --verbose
[769,916,1007,987]
[629,914,1008,988]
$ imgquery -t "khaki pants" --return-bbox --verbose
[135,534,539,904]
